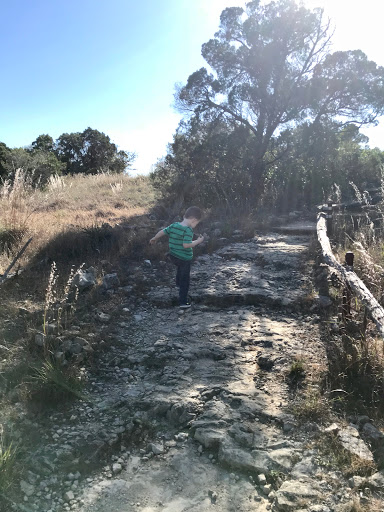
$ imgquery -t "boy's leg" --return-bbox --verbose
[178,260,191,305]
[169,255,181,287]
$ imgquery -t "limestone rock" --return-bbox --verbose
[112,463,122,475]
[338,426,374,461]
[20,480,35,496]
[367,470,384,489]
[64,490,75,502]
[273,480,321,511]
[194,428,227,449]
[74,268,97,290]
[97,312,111,323]
[147,443,164,455]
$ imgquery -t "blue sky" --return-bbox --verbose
[1,0,383,174]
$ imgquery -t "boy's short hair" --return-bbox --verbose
[184,206,203,220]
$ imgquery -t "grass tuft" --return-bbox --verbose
[314,431,376,478]
[0,426,17,494]
[28,360,86,404]
[292,388,330,423]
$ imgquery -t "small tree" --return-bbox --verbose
[56,128,135,175]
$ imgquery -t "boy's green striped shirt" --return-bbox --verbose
[163,223,193,260]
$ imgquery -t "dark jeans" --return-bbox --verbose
[169,254,191,305]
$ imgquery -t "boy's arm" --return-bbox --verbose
[149,229,166,244]
[183,234,204,248]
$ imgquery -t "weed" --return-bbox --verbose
[0,426,17,494]
[42,262,83,338]
[314,432,376,477]
[29,359,86,403]
[288,357,306,383]
[292,388,330,423]
[267,469,285,489]
[43,262,59,336]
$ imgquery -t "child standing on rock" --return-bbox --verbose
[149,206,204,308]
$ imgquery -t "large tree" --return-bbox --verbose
[175,0,384,198]
[56,128,135,175]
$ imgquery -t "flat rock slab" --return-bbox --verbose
[150,233,312,309]
[273,480,322,511]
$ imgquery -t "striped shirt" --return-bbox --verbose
[163,223,193,261]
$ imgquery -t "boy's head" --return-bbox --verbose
[184,206,203,228]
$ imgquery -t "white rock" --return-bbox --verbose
[64,491,75,502]
[112,463,123,475]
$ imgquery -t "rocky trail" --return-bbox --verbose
[7,227,384,512]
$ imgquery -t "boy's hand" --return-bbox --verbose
[196,235,204,245]
[149,237,157,245]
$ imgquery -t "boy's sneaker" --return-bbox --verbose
[179,302,192,309]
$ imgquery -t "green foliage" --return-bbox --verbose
[30,134,54,153]
[151,116,255,211]
[263,122,384,210]
[2,147,65,186]
[56,127,135,175]
[288,358,306,383]
[0,142,10,180]
[0,129,136,186]
[327,333,384,415]
[164,0,384,210]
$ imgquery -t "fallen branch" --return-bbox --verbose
[0,237,33,286]
[317,213,384,338]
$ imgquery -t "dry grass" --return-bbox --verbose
[313,431,377,478]
[0,172,158,273]
[292,387,331,423]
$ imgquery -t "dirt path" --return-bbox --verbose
[9,226,382,512]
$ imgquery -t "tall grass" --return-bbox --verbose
[42,261,82,336]
[325,182,384,416]
[0,426,17,494]
[0,171,158,272]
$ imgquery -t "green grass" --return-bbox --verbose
[288,357,306,383]
[0,429,17,494]
[28,359,87,404]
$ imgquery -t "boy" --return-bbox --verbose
[150,206,204,308]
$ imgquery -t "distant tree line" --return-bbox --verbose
[0,128,135,186]
[151,0,384,211]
